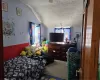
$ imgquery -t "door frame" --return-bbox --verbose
[81,0,100,80]
[80,7,88,80]
[0,0,4,79]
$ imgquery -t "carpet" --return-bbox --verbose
[41,75,65,80]
[45,60,67,80]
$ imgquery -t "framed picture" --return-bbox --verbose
[16,7,22,16]
[84,0,90,8]
[75,32,81,38]
[2,2,8,12]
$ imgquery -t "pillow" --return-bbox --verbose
[24,46,34,56]
[35,48,41,56]
[42,46,48,53]
[27,50,33,56]
[30,46,37,54]
[23,45,43,56]
[20,51,27,56]
[24,46,31,51]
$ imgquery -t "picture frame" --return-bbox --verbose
[84,0,90,8]
[2,2,8,12]
[16,7,22,16]
[75,32,81,38]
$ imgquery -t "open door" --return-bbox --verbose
[81,0,100,80]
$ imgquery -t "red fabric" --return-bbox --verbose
[4,43,29,61]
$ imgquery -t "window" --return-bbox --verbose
[54,28,63,33]
[29,22,41,45]
[54,28,71,41]
[34,24,41,44]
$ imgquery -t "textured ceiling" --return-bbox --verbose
[20,0,83,27]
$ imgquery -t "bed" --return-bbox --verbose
[4,56,46,80]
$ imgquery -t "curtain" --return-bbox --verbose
[34,24,41,44]
[54,28,63,33]
[29,22,35,45]
[63,28,71,40]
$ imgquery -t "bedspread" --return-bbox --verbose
[4,56,46,80]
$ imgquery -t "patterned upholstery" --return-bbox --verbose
[4,56,46,80]
[67,47,80,80]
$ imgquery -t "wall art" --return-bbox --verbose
[3,21,15,36]
[16,7,22,16]
[2,2,8,12]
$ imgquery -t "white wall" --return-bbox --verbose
[2,0,47,47]
[71,26,82,51]
[41,23,48,41]
[47,27,54,40]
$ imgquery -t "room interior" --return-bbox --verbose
[2,0,83,80]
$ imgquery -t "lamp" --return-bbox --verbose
[76,33,80,43]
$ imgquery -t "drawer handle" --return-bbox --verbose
[53,50,56,52]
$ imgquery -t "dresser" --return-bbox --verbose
[48,42,76,61]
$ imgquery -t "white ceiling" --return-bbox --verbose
[20,0,83,27]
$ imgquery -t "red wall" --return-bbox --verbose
[4,43,29,61]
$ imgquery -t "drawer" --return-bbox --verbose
[61,48,68,52]
[48,45,60,49]
[62,52,67,54]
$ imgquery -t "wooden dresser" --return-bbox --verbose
[48,42,76,61]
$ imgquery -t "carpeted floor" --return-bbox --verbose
[45,60,67,80]
[41,75,66,80]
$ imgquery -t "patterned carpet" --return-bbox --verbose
[41,75,65,80]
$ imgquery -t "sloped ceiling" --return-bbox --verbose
[20,0,83,27]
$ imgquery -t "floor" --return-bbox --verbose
[45,60,67,80]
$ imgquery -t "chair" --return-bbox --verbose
[67,47,80,80]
